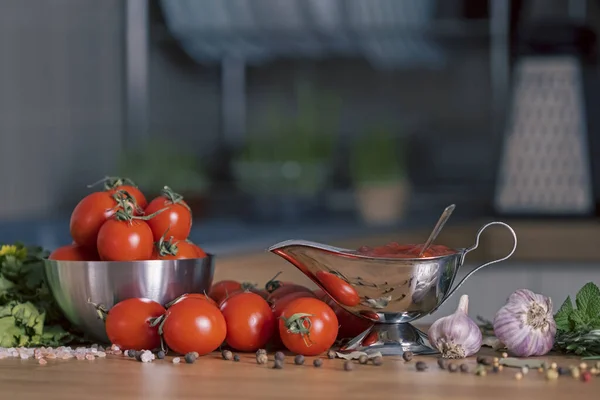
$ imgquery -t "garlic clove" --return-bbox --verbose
[427,294,483,359]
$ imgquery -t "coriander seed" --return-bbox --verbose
[521,366,529,375]
[590,367,598,375]
[501,352,508,358]
[344,361,354,371]
[327,350,336,359]
[515,372,523,380]
[294,355,305,365]
[358,355,368,364]
[313,358,323,368]
[580,362,588,370]
[415,361,428,371]
[571,368,581,379]
[221,350,233,361]
[402,351,413,362]
[372,356,383,366]
[475,366,487,376]
[545,369,558,381]
[550,362,557,370]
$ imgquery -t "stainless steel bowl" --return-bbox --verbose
[44,256,215,343]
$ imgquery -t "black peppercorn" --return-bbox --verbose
[437,358,448,369]
[156,350,165,360]
[448,363,458,373]
[135,351,143,362]
[460,364,470,373]
[402,351,413,362]
[477,356,493,366]
[492,365,500,373]
[127,349,136,358]
[313,359,323,368]
[273,359,283,369]
[274,351,285,361]
[416,361,428,371]
[184,353,196,364]
[233,354,240,362]
[294,355,305,365]
[344,361,354,371]
[557,367,568,376]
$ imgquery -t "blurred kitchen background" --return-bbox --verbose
[1,0,600,282]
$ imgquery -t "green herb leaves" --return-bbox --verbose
[554,282,600,356]
[0,243,80,347]
[555,282,600,333]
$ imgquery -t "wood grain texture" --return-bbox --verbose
[0,347,597,400]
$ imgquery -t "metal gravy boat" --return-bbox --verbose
[268,221,517,356]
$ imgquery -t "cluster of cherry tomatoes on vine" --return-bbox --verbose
[96,273,372,357]
[48,176,206,262]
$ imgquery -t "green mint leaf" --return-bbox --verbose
[555,296,574,331]
[576,282,600,320]
[569,309,589,329]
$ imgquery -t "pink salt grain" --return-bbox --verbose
[85,354,95,361]
[38,359,47,366]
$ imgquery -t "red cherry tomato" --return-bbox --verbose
[70,192,119,249]
[97,218,154,261]
[186,240,207,258]
[267,284,313,303]
[168,293,217,308]
[208,280,257,305]
[152,239,199,260]
[144,187,192,242]
[278,297,338,356]
[48,244,100,261]
[271,291,317,320]
[161,298,227,356]
[314,289,372,340]
[315,271,360,307]
[103,298,165,351]
[219,292,275,352]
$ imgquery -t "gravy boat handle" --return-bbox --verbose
[431,221,517,313]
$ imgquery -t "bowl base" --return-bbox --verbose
[339,323,438,356]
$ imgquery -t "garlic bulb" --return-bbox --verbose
[493,289,556,357]
[427,294,482,359]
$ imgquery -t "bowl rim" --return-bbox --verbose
[43,253,215,265]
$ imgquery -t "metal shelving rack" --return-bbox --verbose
[123,0,513,152]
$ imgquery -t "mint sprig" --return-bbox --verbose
[554,282,600,356]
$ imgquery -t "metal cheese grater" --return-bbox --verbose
[494,55,594,215]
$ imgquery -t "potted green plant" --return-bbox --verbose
[350,126,410,226]
[117,139,210,218]
[232,83,341,221]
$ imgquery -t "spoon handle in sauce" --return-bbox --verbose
[418,204,456,257]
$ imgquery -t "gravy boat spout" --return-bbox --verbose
[268,222,517,356]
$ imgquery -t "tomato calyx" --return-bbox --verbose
[87,299,109,321]
[164,292,211,308]
[265,271,284,293]
[88,176,139,191]
[112,193,167,223]
[154,228,180,257]
[110,189,145,215]
[281,313,315,346]
[160,186,191,211]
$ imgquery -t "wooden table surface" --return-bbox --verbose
[1,346,597,400]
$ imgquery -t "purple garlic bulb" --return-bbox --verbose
[493,289,556,357]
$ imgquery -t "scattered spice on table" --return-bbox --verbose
[327,350,336,359]
[256,353,268,365]
[437,358,448,369]
[448,363,458,373]
[172,357,180,364]
[275,351,285,362]
[273,359,283,369]
[294,355,305,365]
[358,355,368,364]
[313,359,323,368]
[344,361,353,371]
[221,350,233,360]
[233,355,240,362]
[415,361,428,371]
[372,356,383,366]
[402,351,413,362]
[460,364,470,373]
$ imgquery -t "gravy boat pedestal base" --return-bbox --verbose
[341,323,437,356]
[268,221,517,356]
